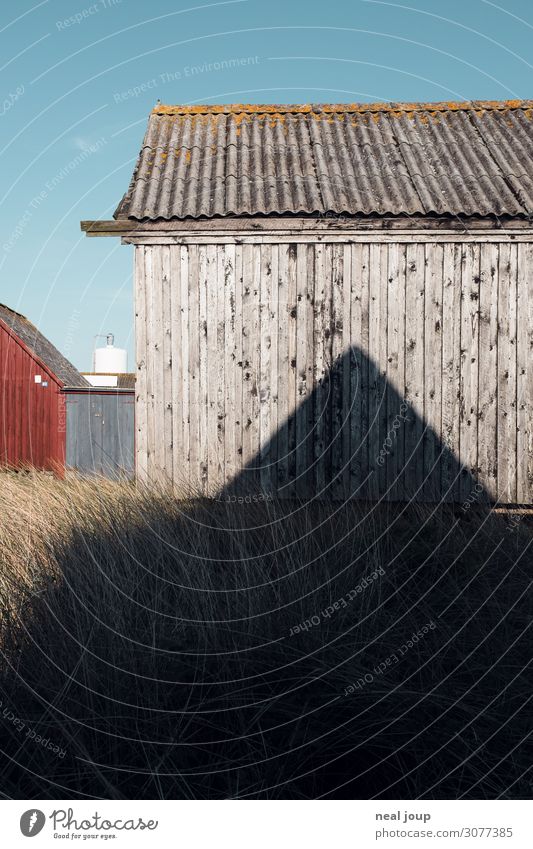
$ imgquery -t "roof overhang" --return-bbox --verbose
[81,216,533,243]
[81,215,533,235]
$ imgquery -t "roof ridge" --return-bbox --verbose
[152,100,533,116]
[0,302,27,320]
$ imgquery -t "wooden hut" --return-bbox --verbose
[82,100,533,504]
[0,303,88,472]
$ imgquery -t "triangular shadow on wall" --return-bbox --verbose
[221,344,485,507]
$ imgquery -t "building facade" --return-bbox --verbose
[82,101,533,503]
[0,303,87,473]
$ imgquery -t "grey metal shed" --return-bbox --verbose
[64,387,135,479]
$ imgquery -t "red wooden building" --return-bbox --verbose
[0,303,88,472]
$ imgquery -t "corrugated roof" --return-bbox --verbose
[117,372,135,389]
[0,304,88,388]
[114,100,533,220]
[81,372,136,389]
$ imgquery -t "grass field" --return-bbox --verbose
[0,471,531,799]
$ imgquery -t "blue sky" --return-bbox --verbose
[1,0,533,371]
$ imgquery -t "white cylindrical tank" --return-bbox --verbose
[94,334,127,373]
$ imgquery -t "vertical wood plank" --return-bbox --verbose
[295,242,310,498]
[341,242,352,499]
[269,244,280,495]
[459,244,480,502]
[206,243,219,494]
[180,246,190,491]
[188,244,200,494]
[385,242,406,501]
[441,244,462,502]
[234,245,244,483]
[517,243,533,503]
[477,243,498,502]
[198,245,209,494]
[134,246,148,485]
[330,243,345,501]
[241,243,255,490]
[497,242,518,503]
[277,244,290,494]
[286,243,298,498]
[350,243,370,499]
[216,248,226,493]
[161,245,173,486]
[423,243,443,502]
[223,243,236,488]
[144,247,156,484]
[151,246,165,484]
[508,243,518,504]
[313,243,328,497]
[170,246,181,491]
[367,242,382,499]
[404,242,425,499]
[250,244,262,489]
[259,243,273,494]
[377,244,389,498]
[397,243,407,501]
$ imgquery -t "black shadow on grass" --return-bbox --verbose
[1,347,531,800]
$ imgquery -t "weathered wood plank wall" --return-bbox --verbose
[134,240,533,504]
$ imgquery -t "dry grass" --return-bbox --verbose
[0,471,531,799]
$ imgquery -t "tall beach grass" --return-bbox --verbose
[0,471,531,799]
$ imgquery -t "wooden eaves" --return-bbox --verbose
[81,217,533,246]
[81,216,533,236]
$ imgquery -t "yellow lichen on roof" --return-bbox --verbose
[172,148,192,163]
[151,99,533,117]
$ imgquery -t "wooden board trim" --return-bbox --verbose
[82,216,533,236]
[122,232,533,245]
